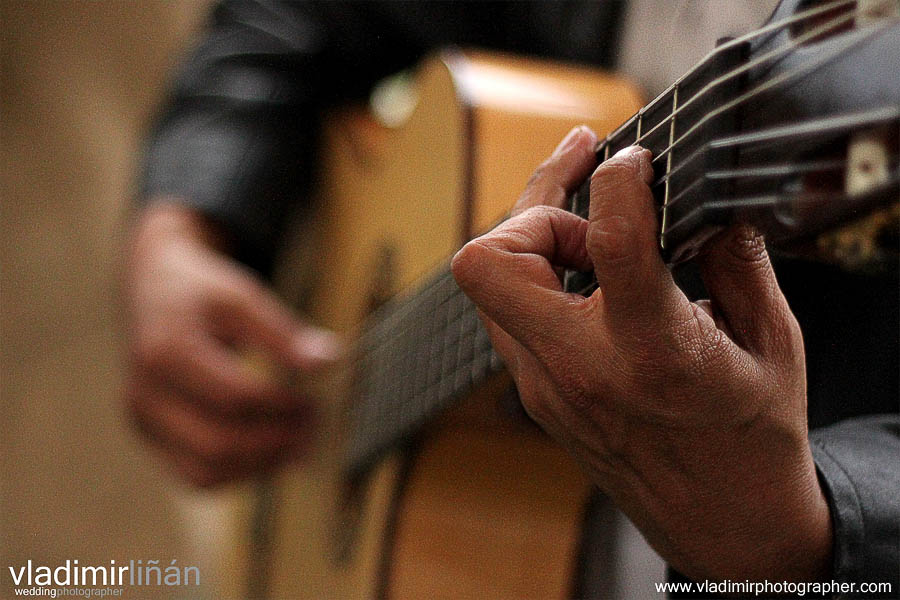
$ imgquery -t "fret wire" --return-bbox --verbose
[663,176,900,254]
[660,172,703,213]
[452,295,471,392]
[636,110,643,141]
[646,0,857,143]
[346,0,867,463]
[597,0,853,159]
[364,267,455,349]
[648,9,872,165]
[662,156,860,212]
[660,84,678,249]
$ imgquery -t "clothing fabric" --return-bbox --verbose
[139,1,900,596]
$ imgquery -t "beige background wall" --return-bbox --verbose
[2,2,217,597]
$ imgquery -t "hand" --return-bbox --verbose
[123,201,340,487]
[451,127,832,583]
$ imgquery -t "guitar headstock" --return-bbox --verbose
[564,0,899,296]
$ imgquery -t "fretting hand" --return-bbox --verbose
[451,126,833,583]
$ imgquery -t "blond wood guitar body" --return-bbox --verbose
[223,51,642,600]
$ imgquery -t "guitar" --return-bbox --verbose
[217,1,899,598]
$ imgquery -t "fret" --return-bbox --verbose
[346,0,865,471]
[637,91,676,184]
[606,114,639,157]
[660,84,678,249]
[344,268,505,473]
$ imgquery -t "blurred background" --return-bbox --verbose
[2,3,657,599]
[2,1,215,597]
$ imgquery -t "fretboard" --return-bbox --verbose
[344,265,503,474]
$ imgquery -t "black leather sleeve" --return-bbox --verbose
[810,415,900,597]
[137,0,622,274]
[138,1,427,273]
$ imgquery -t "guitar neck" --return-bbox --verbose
[343,0,900,474]
[344,266,502,474]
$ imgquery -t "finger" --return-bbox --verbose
[212,278,341,371]
[128,373,311,482]
[697,225,798,357]
[149,332,305,413]
[586,146,694,335]
[511,125,599,216]
[452,206,590,365]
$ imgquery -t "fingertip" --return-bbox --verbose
[553,125,598,158]
[606,145,653,183]
[292,327,343,368]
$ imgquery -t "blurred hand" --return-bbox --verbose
[452,127,832,582]
[123,201,340,487]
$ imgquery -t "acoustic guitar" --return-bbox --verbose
[214,0,898,598]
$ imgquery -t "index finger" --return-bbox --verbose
[511,125,599,217]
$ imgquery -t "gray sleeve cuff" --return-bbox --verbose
[809,414,900,597]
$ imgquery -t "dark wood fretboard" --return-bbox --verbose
[344,265,503,474]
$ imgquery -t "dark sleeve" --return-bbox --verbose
[138,1,623,275]
[138,1,429,274]
[810,415,900,597]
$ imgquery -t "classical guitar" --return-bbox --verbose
[216,1,898,598]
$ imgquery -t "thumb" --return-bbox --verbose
[698,225,798,358]
[218,279,341,371]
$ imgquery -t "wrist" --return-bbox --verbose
[624,426,833,585]
[133,198,232,255]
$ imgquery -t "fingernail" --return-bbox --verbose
[612,146,653,183]
[612,145,642,158]
[294,329,342,364]
[553,125,587,156]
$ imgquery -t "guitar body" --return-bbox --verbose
[221,52,642,600]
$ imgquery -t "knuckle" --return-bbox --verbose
[526,159,554,188]
[586,215,636,264]
[672,306,731,372]
[722,225,769,270]
[215,272,263,312]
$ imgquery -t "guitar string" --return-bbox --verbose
[618,2,862,155]
[653,120,900,236]
[357,2,879,361]
[347,2,896,457]
[354,1,865,358]
[649,17,897,167]
[649,112,886,191]
[661,155,897,213]
[569,175,900,298]
[351,274,470,412]
[347,286,494,468]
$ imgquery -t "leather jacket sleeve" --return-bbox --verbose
[138,1,427,273]
[137,0,621,274]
